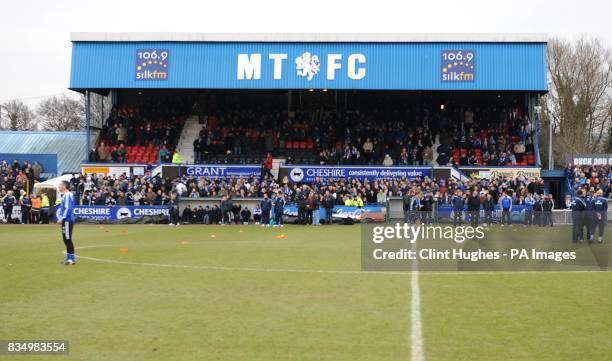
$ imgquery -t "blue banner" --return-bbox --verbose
[181,165,261,178]
[71,42,547,91]
[284,165,432,183]
[54,205,169,221]
[283,204,387,222]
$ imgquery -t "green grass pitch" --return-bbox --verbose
[1,224,611,361]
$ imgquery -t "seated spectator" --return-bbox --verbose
[382,154,394,166]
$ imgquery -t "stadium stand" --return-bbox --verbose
[565,164,612,197]
[93,92,537,167]
[93,97,193,164]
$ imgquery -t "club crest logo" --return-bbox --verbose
[116,207,132,219]
[295,52,320,80]
[289,167,305,182]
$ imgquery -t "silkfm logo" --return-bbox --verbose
[135,49,169,81]
[237,52,366,81]
[441,49,475,82]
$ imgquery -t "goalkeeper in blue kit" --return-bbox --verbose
[56,181,76,265]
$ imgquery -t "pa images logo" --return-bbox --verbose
[289,168,305,182]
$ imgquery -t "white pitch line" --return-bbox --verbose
[75,245,111,250]
[410,243,425,361]
[70,248,610,276]
[73,253,411,276]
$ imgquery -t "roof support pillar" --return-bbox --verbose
[85,91,91,162]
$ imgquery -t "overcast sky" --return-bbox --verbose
[1,0,611,107]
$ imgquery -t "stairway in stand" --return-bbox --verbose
[175,115,202,164]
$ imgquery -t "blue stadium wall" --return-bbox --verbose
[70,42,547,91]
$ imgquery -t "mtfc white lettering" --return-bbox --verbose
[237,53,366,81]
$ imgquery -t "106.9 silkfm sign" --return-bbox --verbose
[441,50,475,82]
[135,49,169,80]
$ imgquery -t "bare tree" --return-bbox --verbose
[543,37,612,164]
[608,108,612,152]
[0,99,35,130]
[37,94,85,131]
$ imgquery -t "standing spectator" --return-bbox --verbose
[117,144,127,163]
[422,146,433,166]
[421,191,434,224]
[40,192,50,224]
[402,191,413,223]
[467,190,481,227]
[311,194,321,226]
[193,136,203,164]
[116,124,127,144]
[31,193,41,224]
[172,151,183,164]
[19,190,31,224]
[323,191,335,225]
[2,190,16,223]
[524,193,535,226]
[89,147,99,163]
[273,192,285,227]
[452,190,465,226]
[362,138,374,163]
[542,194,554,227]
[32,162,43,180]
[263,153,273,179]
[159,147,169,164]
[533,195,543,226]
[260,193,272,226]
[499,191,513,225]
[168,193,180,226]
[482,193,495,226]
[376,188,388,204]
[97,142,110,162]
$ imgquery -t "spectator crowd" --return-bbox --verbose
[91,97,193,163]
[1,159,51,224]
[566,164,611,198]
[86,96,538,167]
[3,152,609,226]
[190,103,536,167]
